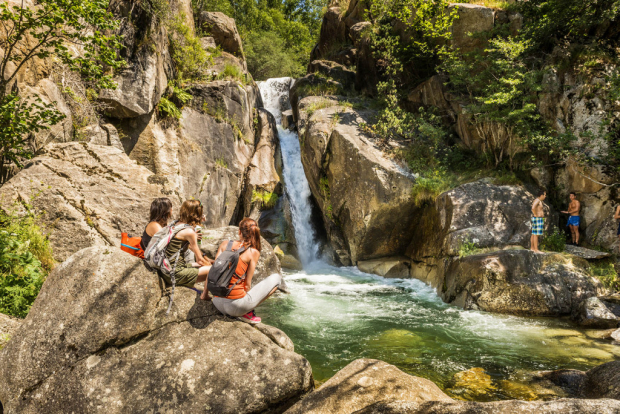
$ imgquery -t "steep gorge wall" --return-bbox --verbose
[0,0,282,260]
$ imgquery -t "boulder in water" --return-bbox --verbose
[573,297,620,329]
[0,247,312,413]
[440,250,599,316]
[284,359,451,414]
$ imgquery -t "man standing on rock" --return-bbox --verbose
[562,192,581,245]
[531,190,546,253]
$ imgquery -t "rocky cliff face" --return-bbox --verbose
[0,247,312,413]
[0,1,282,256]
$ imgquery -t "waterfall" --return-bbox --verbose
[258,78,319,266]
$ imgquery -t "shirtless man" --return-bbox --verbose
[531,190,546,253]
[562,192,581,245]
[615,205,620,254]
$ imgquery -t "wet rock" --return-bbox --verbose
[358,257,411,278]
[584,328,617,340]
[533,369,588,397]
[573,297,620,329]
[446,368,496,400]
[0,247,312,413]
[0,142,176,262]
[356,399,620,414]
[0,314,21,350]
[585,360,620,399]
[440,250,599,316]
[199,226,282,286]
[275,246,303,271]
[284,359,451,414]
[199,12,245,57]
[282,109,295,130]
[259,195,297,256]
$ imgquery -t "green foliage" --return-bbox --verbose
[518,0,620,52]
[252,190,279,209]
[540,226,567,252]
[245,31,305,79]
[589,259,620,291]
[297,79,344,98]
[458,239,481,258]
[304,98,337,117]
[0,0,124,182]
[158,97,182,119]
[0,205,54,318]
[217,63,247,84]
[215,158,228,169]
[193,0,325,80]
[168,14,213,81]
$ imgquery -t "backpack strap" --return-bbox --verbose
[226,240,234,251]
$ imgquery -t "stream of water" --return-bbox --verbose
[256,78,620,400]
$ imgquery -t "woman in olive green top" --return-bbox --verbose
[159,200,213,290]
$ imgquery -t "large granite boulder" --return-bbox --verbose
[199,12,244,57]
[298,97,417,265]
[285,359,451,414]
[407,180,548,262]
[356,399,620,413]
[307,60,356,90]
[311,6,347,61]
[0,247,311,413]
[0,142,175,262]
[237,108,283,219]
[199,226,283,287]
[438,250,599,316]
[573,297,620,328]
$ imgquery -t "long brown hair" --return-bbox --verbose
[239,217,261,252]
[179,200,204,226]
[149,197,172,226]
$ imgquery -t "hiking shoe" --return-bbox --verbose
[239,310,261,324]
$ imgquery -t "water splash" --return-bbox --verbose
[258,78,319,265]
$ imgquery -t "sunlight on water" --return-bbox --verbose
[258,266,620,399]
[257,78,620,401]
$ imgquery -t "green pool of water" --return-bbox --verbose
[257,263,620,401]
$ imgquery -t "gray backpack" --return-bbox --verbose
[143,221,194,314]
[207,241,247,297]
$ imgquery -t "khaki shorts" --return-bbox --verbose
[158,266,198,288]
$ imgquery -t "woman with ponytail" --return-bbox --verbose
[207,217,281,324]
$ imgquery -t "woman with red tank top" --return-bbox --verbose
[207,218,282,324]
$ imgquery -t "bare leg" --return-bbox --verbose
[196,266,211,300]
[531,234,539,252]
[574,226,579,245]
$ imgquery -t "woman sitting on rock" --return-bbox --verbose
[206,218,282,324]
[159,200,212,290]
[140,197,173,251]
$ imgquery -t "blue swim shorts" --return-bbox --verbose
[566,216,580,227]
[531,217,544,236]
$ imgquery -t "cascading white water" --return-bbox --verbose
[258,78,319,266]
[256,78,619,398]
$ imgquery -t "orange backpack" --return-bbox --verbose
[121,232,144,259]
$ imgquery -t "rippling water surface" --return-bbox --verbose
[257,78,619,400]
